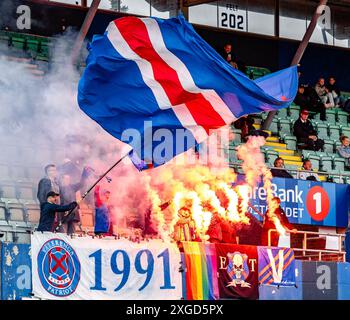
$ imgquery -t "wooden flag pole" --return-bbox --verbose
[261,0,328,130]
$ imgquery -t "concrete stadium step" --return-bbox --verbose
[280,155,301,161]
[265,141,286,148]
[284,160,303,167]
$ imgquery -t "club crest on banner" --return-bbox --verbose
[37,238,81,297]
[226,252,251,288]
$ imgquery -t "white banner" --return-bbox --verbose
[31,232,182,300]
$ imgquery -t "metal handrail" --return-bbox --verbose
[267,229,346,262]
[228,161,350,180]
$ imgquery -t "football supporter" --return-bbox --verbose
[270,157,293,179]
[37,191,77,232]
[337,135,350,167]
[293,109,324,151]
[298,159,320,181]
[261,197,297,247]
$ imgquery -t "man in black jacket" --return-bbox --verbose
[293,109,324,151]
[37,191,77,232]
[37,164,60,205]
[294,84,326,121]
[270,157,293,179]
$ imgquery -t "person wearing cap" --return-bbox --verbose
[293,110,324,151]
[37,191,78,232]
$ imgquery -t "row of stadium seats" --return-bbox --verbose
[0,202,40,227]
[0,164,42,183]
[0,30,50,61]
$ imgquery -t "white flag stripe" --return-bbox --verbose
[171,104,209,142]
[106,22,172,110]
[201,90,237,124]
[107,20,208,142]
[141,18,236,125]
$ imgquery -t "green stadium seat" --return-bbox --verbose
[328,170,344,183]
[308,155,320,170]
[333,157,346,171]
[320,155,333,172]
[269,118,278,134]
[289,105,300,120]
[329,125,340,140]
[278,119,292,135]
[322,139,334,153]
[344,176,350,184]
[301,150,315,159]
[283,135,297,150]
[341,126,350,137]
[231,128,242,143]
[335,140,342,152]
[266,150,279,165]
[277,108,288,118]
[316,123,328,138]
[325,109,336,124]
[337,110,348,124]
[228,148,238,163]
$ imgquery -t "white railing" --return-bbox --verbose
[268,229,346,262]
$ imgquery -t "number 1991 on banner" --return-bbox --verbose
[89,248,177,293]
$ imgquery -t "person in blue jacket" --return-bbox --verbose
[94,185,112,235]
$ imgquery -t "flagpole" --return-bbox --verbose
[55,152,129,231]
[261,0,328,130]
[71,0,101,66]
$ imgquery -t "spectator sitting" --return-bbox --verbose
[337,135,350,168]
[298,159,320,181]
[270,157,293,179]
[293,109,324,151]
[233,115,269,142]
[37,164,60,205]
[315,77,335,108]
[294,84,326,121]
[327,77,344,107]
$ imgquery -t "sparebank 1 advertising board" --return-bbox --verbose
[239,176,349,227]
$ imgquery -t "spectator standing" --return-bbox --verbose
[37,191,77,232]
[315,77,335,108]
[58,166,93,234]
[298,159,320,181]
[337,135,350,168]
[37,164,60,205]
[294,84,326,121]
[270,157,293,179]
[293,109,324,151]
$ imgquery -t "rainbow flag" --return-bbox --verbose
[182,242,219,300]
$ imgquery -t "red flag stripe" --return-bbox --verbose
[114,17,227,134]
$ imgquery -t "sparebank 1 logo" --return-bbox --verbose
[306,186,330,221]
[38,239,81,297]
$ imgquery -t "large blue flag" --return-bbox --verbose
[78,15,298,170]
